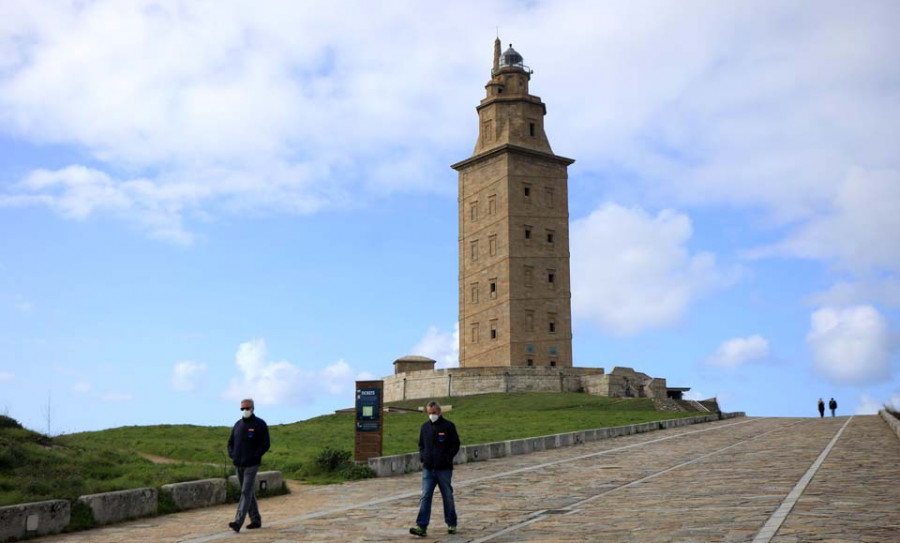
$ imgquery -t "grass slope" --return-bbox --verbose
[1,393,694,505]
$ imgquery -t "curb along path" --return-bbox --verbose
[31,416,900,542]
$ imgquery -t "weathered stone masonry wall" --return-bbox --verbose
[384,366,605,403]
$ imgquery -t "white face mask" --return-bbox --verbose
[428,414,439,423]
[242,408,253,419]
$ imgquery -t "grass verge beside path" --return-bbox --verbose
[1,393,696,505]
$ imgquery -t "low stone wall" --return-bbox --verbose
[384,366,606,403]
[227,470,285,494]
[160,478,227,511]
[77,488,157,526]
[0,499,70,541]
[368,412,745,477]
[879,409,900,440]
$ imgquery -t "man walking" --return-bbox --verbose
[410,400,460,537]
[817,398,825,418]
[227,398,270,533]
[829,397,838,417]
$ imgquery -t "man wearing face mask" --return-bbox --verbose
[227,398,270,533]
[409,400,460,537]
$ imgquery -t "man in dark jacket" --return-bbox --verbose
[829,397,838,417]
[227,398,270,533]
[410,400,460,537]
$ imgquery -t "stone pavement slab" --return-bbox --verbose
[30,416,900,543]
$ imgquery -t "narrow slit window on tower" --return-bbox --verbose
[488,194,497,216]
[525,225,532,240]
[489,278,497,299]
[529,122,535,136]
[490,320,498,340]
[548,313,557,334]
[470,282,479,304]
[470,240,479,261]
[482,120,493,143]
[470,201,478,221]
[547,270,556,288]
[546,230,555,244]
[523,184,531,199]
[489,234,497,257]
[526,309,535,331]
[471,322,479,343]
[524,265,534,287]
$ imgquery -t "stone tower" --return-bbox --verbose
[452,39,575,369]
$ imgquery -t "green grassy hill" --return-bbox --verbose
[1,393,695,506]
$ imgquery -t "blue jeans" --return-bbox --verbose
[234,465,261,526]
[416,467,457,528]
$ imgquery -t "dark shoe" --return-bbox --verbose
[409,525,427,537]
[448,525,457,534]
[247,522,262,529]
[228,521,241,533]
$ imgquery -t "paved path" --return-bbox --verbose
[33,416,900,542]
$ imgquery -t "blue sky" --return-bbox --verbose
[1,1,898,433]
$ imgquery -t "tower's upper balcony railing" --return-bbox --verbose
[493,44,533,75]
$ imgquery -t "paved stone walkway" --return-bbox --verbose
[32,416,900,543]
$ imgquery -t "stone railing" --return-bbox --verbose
[368,412,745,477]
[0,471,284,542]
[879,409,900,440]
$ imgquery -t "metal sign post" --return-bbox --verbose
[354,380,384,462]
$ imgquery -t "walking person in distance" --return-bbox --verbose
[227,398,270,533]
[410,400,460,537]
[829,397,838,417]
[817,398,825,418]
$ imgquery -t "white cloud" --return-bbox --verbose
[411,324,459,369]
[703,335,770,369]
[171,361,207,392]
[0,372,14,382]
[0,2,894,247]
[855,393,882,415]
[223,338,363,405]
[807,305,893,384]
[808,277,900,309]
[571,204,733,336]
[72,381,91,393]
[750,169,900,274]
[100,392,132,402]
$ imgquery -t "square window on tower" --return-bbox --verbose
[527,359,534,367]
[546,230,555,244]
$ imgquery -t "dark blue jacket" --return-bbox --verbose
[418,416,460,470]
[228,415,270,468]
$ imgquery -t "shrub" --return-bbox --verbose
[0,415,22,430]
[314,447,351,472]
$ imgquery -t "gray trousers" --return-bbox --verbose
[234,465,261,526]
